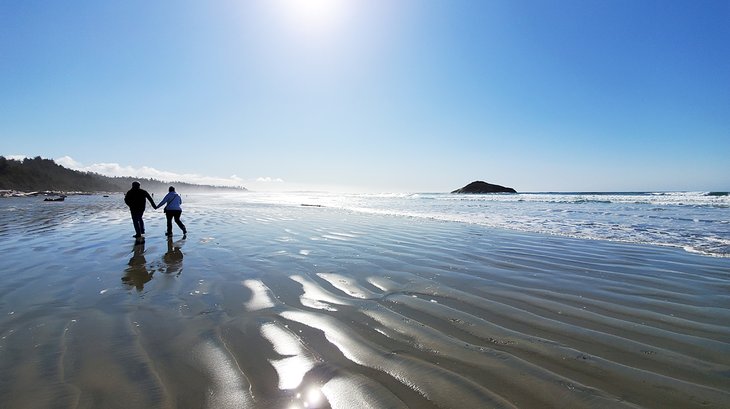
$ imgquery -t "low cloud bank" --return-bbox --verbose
[6,155,287,189]
[256,177,284,183]
[55,156,253,188]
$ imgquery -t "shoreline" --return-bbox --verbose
[0,190,730,259]
[4,190,727,258]
[0,195,728,408]
[0,189,107,198]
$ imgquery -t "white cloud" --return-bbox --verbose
[256,177,285,183]
[55,156,247,188]
[55,155,83,168]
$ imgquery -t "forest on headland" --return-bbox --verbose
[0,156,247,194]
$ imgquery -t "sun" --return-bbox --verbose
[272,0,348,36]
[288,0,341,23]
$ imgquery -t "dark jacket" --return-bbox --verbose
[124,187,155,213]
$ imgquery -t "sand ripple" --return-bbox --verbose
[0,195,728,408]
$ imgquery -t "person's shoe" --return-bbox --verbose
[165,232,173,237]
[133,234,142,238]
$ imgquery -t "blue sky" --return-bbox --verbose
[1,0,728,192]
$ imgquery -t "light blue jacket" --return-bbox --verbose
[157,192,182,211]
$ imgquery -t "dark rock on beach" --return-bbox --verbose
[451,181,517,194]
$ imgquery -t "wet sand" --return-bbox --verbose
[0,194,728,408]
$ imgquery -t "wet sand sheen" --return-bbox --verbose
[0,195,728,408]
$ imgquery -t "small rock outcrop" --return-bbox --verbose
[451,181,516,194]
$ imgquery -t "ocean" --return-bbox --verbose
[1,192,729,408]
[209,191,730,257]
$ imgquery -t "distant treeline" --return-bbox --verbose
[0,156,247,193]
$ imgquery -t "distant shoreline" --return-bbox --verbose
[0,156,248,194]
[0,189,103,198]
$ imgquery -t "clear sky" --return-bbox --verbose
[1,0,728,192]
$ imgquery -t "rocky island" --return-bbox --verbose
[451,180,516,194]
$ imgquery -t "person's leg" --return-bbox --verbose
[165,211,173,235]
[139,211,145,235]
[131,212,143,236]
[173,211,186,233]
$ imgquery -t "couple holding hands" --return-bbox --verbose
[124,181,187,239]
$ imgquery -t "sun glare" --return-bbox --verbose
[272,0,348,36]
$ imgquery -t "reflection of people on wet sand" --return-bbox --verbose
[163,237,184,276]
[122,241,153,291]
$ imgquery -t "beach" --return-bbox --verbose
[0,193,728,409]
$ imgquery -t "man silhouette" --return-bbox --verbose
[124,181,156,239]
